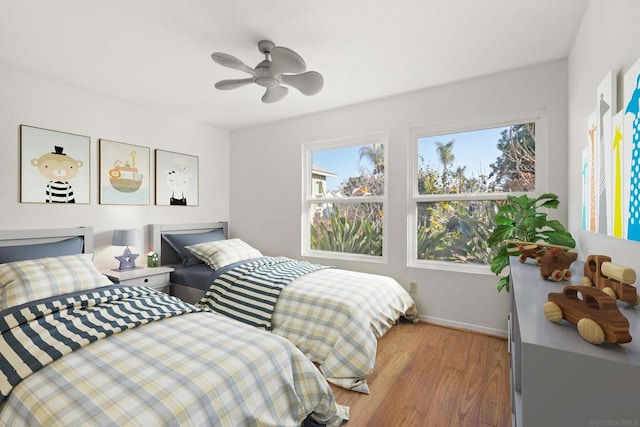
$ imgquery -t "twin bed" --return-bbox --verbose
[0,227,347,426]
[0,223,418,425]
[151,222,419,394]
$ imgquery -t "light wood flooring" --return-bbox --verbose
[329,322,511,427]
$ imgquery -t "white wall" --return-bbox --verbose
[230,60,569,336]
[0,64,230,268]
[568,1,640,268]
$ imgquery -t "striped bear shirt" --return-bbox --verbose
[46,181,76,203]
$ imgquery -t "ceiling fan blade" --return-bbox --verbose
[269,46,307,75]
[211,52,257,76]
[215,78,254,90]
[262,85,289,103]
[281,71,324,95]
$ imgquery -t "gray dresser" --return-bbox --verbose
[509,257,640,426]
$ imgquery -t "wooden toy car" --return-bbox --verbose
[506,240,577,281]
[583,255,639,306]
[505,240,546,264]
[543,285,632,345]
[539,248,578,281]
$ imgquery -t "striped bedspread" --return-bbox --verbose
[0,286,204,403]
[0,286,348,426]
[199,257,419,394]
[198,256,331,330]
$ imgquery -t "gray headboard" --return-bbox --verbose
[0,226,94,253]
[149,222,228,265]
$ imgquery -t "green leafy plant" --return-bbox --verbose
[487,193,576,292]
[310,207,382,256]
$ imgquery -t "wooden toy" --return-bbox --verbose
[506,240,546,264]
[539,248,578,281]
[506,240,577,281]
[543,285,632,345]
[583,255,639,306]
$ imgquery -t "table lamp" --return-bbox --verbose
[112,229,142,271]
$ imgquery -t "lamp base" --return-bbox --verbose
[113,247,141,271]
[111,266,143,272]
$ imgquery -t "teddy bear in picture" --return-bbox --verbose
[31,146,84,203]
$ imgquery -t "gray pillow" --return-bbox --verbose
[162,230,226,266]
[0,237,84,264]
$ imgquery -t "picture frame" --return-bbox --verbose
[20,124,91,204]
[155,149,199,206]
[99,139,150,205]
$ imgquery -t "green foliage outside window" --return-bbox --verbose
[309,124,560,272]
[310,205,383,256]
[416,123,537,264]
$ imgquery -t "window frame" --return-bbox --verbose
[407,109,549,274]
[302,132,388,263]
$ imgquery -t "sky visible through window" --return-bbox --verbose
[418,127,506,184]
[312,126,507,192]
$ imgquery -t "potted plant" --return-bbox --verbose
[487,193,576,292]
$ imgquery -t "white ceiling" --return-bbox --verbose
[0,0,589,131]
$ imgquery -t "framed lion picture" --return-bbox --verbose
[99,139,150,205]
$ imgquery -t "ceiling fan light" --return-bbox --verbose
[255,76,279,88]
[212,40,322,101]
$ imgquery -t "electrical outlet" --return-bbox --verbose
[409,281,417,293]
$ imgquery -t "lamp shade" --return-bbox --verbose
[112,229,141,247]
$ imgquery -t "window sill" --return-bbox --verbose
[302,249,387,264]
[407,259,495,275]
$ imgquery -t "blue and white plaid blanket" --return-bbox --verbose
[0,285,205,403]
[0,286,349,426]
[198,256,332,331]
[197,256,419,394]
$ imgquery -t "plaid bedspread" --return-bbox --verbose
[0,286,204,403]
[199,256,419,394]
[198,257,331,331]
[0,286,348,426]
[272,268,419,394]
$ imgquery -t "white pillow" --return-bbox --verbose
[185,238,262,270]
[0,253,112,310]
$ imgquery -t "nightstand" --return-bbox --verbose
[101,266,174,294]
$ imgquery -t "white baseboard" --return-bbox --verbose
[418,314,508,338]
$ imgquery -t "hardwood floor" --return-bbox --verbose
[329,322,511,427]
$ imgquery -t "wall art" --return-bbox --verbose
[155,149,199,206]
[624,58,640,242]
[596,70,615,235]
[99,139,150,205]
[611,111,625,238]
[20,124,90,204]
[586,110,598,233]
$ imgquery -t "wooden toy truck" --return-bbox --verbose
[543,285,632,345]
[583,255,639,306]
[506,240,577,281]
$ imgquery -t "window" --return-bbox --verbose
[303,133,387,261]
[409,112,546,273]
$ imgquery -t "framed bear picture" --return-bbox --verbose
[20,125,91,204]
[154,149,199,206]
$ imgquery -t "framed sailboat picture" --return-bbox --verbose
[99,139,150,205]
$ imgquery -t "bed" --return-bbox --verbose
[0,226,348,426]
[151,222,419,394]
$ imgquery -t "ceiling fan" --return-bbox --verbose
[211,40,324,103]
